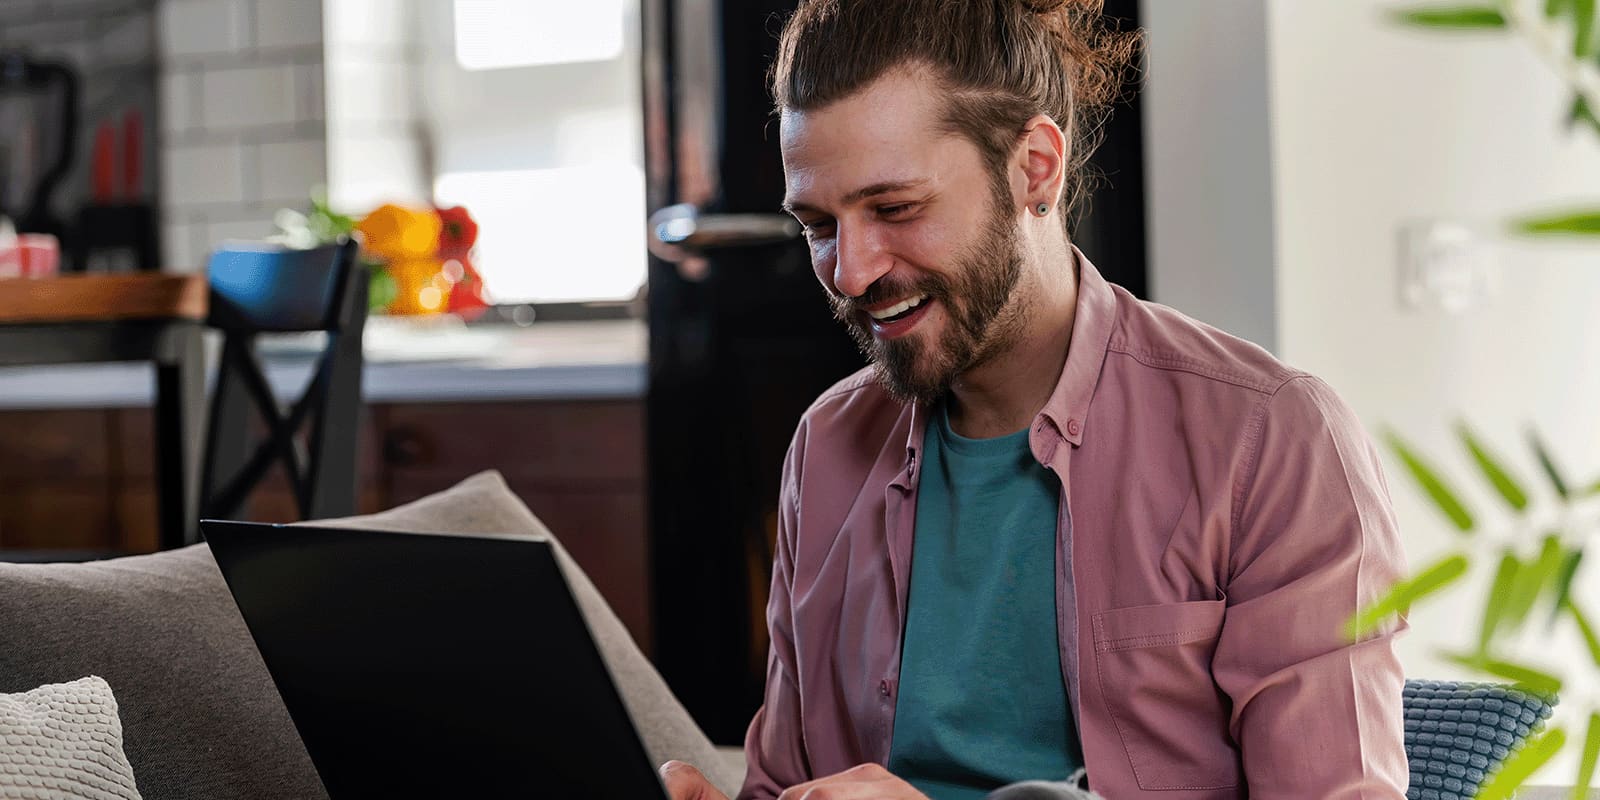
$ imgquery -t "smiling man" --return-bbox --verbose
[661,1,1410,799]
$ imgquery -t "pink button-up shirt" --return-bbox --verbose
[739,251,1410,799]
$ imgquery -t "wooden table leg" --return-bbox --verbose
[154,322,205,549]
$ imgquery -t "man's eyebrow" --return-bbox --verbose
[782,178,930,214]
[843,179,928,205]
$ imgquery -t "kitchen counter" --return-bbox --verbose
[0,317,647,408]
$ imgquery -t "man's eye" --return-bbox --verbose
[802,220,835,237]
[878,204,913,218]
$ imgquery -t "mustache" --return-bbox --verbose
[828,274,950,323]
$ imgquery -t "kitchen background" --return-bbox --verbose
[1,0,1598,786]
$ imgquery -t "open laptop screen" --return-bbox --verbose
[203,520,668,799]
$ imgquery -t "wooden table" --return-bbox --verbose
[0,274,208,551]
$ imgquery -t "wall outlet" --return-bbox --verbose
[1397,220,1497,314]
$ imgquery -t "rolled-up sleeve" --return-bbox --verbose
[738,432,811,800]
[1213,375,1410,798]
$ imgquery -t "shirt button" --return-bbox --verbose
[879,680,891,697]
[1067,418,1082,436]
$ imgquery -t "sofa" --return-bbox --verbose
[0,471,746,799]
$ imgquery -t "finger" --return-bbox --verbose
[659,760,729,800]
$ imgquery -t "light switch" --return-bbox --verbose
[1397,220,1497,314]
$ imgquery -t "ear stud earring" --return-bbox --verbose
[1034,203,1050,217]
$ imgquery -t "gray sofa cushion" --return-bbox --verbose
[0,470,742,799]
[0,541,324,800]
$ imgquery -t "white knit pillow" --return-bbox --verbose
[0,676,142,800]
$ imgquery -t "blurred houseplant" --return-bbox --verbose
[274,194,491,318]
[1350,2,1600,797]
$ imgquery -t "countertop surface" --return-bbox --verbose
[0,317,648,408]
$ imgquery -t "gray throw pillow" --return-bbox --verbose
[0,676,143,800]
[0,539,324,800]
[0,470,740,799]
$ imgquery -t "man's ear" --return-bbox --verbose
[1011,114,1068,212]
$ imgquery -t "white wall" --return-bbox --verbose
[1142,0,1279,353]
[1147,0,1600,785]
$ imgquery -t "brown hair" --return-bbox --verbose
[772,0,1141,231]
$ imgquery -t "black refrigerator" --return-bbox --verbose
[642,0,1146,745]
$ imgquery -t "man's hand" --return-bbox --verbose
[660,760,730,800]
[776,764,931,800]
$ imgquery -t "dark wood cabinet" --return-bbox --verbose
[0,399,652,653]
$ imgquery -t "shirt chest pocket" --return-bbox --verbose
[1091,599,1241,792]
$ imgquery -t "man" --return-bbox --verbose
[664,1,1410,798]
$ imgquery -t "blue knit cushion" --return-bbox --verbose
[1403,679,1557,800]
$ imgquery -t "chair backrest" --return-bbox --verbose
[200,240,367,522]
[1403,678,1557,800]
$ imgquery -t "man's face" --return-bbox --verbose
[780,68,1029,403]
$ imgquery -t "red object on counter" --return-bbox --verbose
[0,234,62,278]
[435,205,479,257]
[91,123,116,203]
[445,256,490,320]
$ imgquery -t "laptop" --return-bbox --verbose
[202,519,671,799]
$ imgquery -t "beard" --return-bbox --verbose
[828,187,1028,404]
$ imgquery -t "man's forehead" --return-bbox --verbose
[780,102,957,209]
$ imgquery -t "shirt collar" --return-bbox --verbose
[901,244,1119,466]
[1036,245,1117,449]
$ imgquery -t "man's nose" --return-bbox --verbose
[832,223,893,299]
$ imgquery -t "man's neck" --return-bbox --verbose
[944,249,1079,440]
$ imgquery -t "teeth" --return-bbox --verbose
[868,294,928,321]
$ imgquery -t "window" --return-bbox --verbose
[418,1,646,305]
[452,0,627,71]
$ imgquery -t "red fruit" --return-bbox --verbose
[447,258,491,320]
[435,205,479,257]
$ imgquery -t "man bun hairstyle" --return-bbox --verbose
[772,0,1141,231]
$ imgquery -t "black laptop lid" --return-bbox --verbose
[202,520,668,800]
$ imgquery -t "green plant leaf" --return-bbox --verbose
[1516,209,1600,235]
[1567,94,1600,135]
[1348,554,1471,639]
[1577,0,1598,56]
[1440,651,1564,696]
[1478,727,1567,800]
[1502,535,1565,634]
[1569,600,1600,667]
[1550,548,1584,627]
[1384,430,1475,532]
[1573,713,1600,800]
[1390,5,1508,28]
[1528,427,1573,501]
[1550,0,1572,16]
[1481,551,1521,651]
[1458,422,1530,512]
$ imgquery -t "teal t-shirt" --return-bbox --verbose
[886,405,1083,800]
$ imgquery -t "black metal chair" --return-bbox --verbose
[199,239,367,527]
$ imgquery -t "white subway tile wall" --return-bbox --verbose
[157,0,332,271]
[256,138,327,204]
[199,64,300,128]
[157,0,247,57]
[3,0,419,269]
[253,0,322,50]
[159,72,198,133]
[161,142,247,205]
